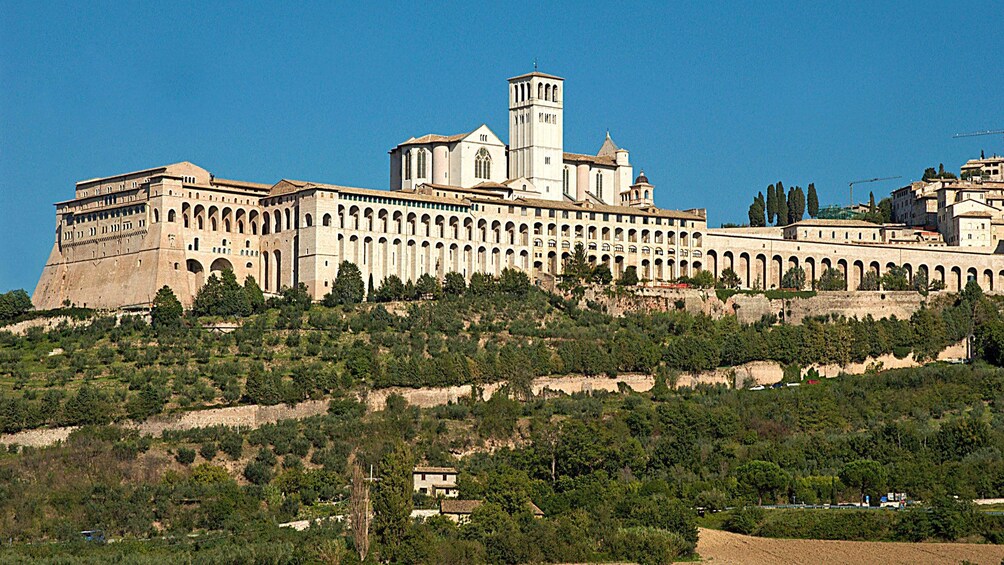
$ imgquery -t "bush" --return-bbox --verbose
[175,447,196,465]
[199,442,218,461]
[606,527,693,564]
[723,506,765,535]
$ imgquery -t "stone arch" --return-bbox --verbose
[263,252,270,291]
[168,209,176,222]
[951,266,963,291]
[210,257,233,273]
[304,213,313,227]
[187,259,205,290]
[983,269,994,291]
[738,252,750,288]
[323,213,332,227]
[771,255,783,289]
[706,249,718,279]
[852,260,864,290]
[273,250,282,291]
[934,265,946,288]
[153,208,160,223]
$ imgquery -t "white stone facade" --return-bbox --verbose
[31,70,1004,310]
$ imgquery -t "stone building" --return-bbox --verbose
[31,70,1004,310]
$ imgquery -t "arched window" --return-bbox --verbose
[545,84,551,101]
[596,172,604,200]
[323,213,332,227]
[305,213,312,227]
[537,83,543,99]
[417,148,428,178]
[552,84,559,101]
[168,209,176,222]
[404,151,412,180]
[284,209,291,230]
[475,148,492,179]
[563,168,570,195]
[153,209,160,223]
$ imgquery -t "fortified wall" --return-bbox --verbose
[590,287,936,324]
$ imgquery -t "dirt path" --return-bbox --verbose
[695,527,1004,564]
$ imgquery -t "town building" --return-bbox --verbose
[439,499,544,523]
[413,466,459,498]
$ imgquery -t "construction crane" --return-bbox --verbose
[848,176,902,208]
[953,129,1004,154]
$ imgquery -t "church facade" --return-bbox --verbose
[32,71,1004,310]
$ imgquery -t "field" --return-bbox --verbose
[695,527,1004,564]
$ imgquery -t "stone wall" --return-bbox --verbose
[589,286,935,325]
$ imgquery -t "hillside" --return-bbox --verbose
[1,281,1004,563]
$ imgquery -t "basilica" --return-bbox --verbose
[32,71,1004,309]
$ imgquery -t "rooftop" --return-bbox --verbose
[414,466,457,474]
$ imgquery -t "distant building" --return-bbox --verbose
[413,466,458,498]
[439,499,544,523]
[961,156,1004,182]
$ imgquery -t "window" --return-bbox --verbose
[404,152,412,180]
[596,172,603,199]
[417,149,428,178]
[475,148,492,179]
[563,168,570,195]
[544,156,550,165]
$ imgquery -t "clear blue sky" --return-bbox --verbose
[2,1,1001,292]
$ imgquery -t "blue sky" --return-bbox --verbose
[2,1,1001,292]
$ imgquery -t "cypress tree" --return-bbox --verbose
[869,191,876,213]
[373,442,413,562]
[766,184,776,225]
[807,183,819,218]
[775,183,783,225]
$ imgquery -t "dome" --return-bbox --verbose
[634,170,649,185]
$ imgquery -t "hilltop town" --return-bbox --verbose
[31,71,1004,312]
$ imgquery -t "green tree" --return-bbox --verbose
[880,265,911,291]
[775,182,789,226]
[718,268,741,289]
[243,275,265,313]
[561,243,592,288]
[869,191,876,213]
[788,186,805,224]
[839,460,887,505]
[748,193,766,227]
[781,266,806,290]
[817,268,846,291]
[497,268,531,296]
[375,274,406,302]
[910,307,946,361]
[325,261,365,306]
[0,289,33,322]
[591,264,613,284]
[468,273,496,296]
[807,183,819,218]
[878,197,893,223]
[415,273,443,299]
[620,266,639,286]
[151,286,183,329]
[858,271,880,291]
[735,460,788,505]
[373,442,414,562]
[443,272,467,296]
[766,184,777,225]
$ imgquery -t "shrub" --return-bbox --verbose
[723,506,765,535]
[175,447,196,465]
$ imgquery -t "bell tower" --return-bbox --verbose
[508,71,564,200]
